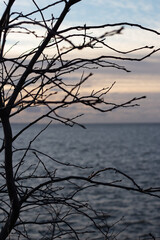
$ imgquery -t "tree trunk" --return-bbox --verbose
[0,112,20,239]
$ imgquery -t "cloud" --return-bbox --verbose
[11,92,160,124]
[67,0,160,31]
[99,0,153,12]
[77,92,160,123]
[4,1,160,124]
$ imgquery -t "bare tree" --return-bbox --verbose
[0,0,160,239]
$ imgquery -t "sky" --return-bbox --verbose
[1,0,160,123]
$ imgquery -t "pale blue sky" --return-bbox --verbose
[1,0,160,123]
[66,0,160,27]
[65,0,160,123]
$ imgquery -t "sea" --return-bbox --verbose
[1,123,160,240]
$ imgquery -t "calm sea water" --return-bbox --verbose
[2,123,160,239]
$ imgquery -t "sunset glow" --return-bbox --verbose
[1,0,160,123]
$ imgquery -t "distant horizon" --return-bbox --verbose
[10,121,160,125]
[2,1,160,124]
